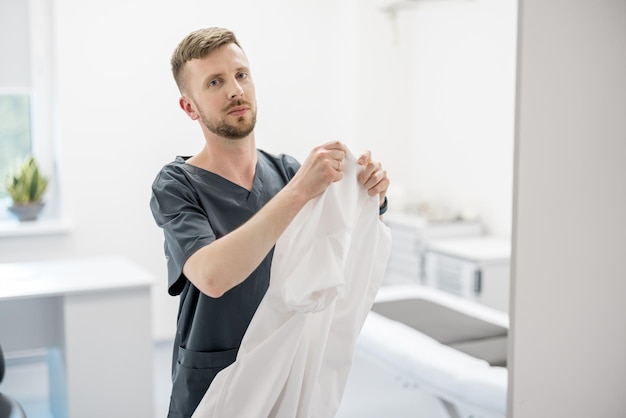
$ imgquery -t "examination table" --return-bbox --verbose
[353,284,508,418]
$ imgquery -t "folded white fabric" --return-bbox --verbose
[192,151,392,418]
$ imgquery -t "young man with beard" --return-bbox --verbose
[150,27,389,417]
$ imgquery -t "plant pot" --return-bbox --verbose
[8,202,45,222]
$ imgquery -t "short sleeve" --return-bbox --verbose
[150,165,216,295]
[150,151,301,297]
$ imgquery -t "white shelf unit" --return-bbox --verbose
[382,212,483,285]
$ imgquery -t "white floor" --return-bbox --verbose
[3,341,450,418]
[336,349,450,418]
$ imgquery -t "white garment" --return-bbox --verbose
[192,152,392,418]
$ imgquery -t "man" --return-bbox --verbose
[150,27,389,417]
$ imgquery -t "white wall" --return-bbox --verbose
[509,0,626,416]
[0,0,517,340]
[357,0,517,236]
[0,0,360,339]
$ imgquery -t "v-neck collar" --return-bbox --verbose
[179,151,264,205]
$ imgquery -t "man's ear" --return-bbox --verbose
[179,96,200,120]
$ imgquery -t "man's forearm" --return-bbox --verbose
[182,183,308,298]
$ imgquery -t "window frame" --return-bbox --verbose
[0,0,71,236]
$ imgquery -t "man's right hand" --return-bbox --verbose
[289,141,347,202]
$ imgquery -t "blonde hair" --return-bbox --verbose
[171,27,242,92]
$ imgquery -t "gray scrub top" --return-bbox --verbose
[150,149,300,418]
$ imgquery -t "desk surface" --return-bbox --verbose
[0,256,155,301]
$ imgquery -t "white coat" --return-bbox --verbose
[192,152,392,418]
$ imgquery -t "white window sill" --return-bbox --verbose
[0,195,71,238]
[0,216,73,238]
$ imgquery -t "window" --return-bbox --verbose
[0,0,32,180]
[0,0,62,231]
[0,94,32,172]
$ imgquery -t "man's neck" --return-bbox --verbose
[187,134,258,191]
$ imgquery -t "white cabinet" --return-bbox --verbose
[424,237,511,312]
[0,256,155,418]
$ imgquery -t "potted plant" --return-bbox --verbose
[4,155,49,221]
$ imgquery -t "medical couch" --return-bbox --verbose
[355,284,509,418]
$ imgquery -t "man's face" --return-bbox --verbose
[181,43,257,139]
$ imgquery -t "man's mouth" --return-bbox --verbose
[227,106,249,116]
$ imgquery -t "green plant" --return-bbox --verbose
[5,155,49,205]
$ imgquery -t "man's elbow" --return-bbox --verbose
[183,259,228,298]
[202,282,227,299]
[190,272,228,298]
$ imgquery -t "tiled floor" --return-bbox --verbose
[3,341,448,418]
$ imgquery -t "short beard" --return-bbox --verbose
[201,108,257,140]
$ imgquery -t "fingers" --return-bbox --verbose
[357,150,371,165]
[362,165,389,197]
[297,143,389,207]
[322,140,347,152]
[313,141,346,175]
[357,150,389,201]
[316,140,347,158]
[357,159,383,187]
[370,174,390,201]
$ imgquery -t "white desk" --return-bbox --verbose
[0,256,155,418]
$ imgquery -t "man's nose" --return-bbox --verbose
[229,81,244,99]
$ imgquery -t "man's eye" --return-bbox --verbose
[208,79,220,87]
[237,72,248,80]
